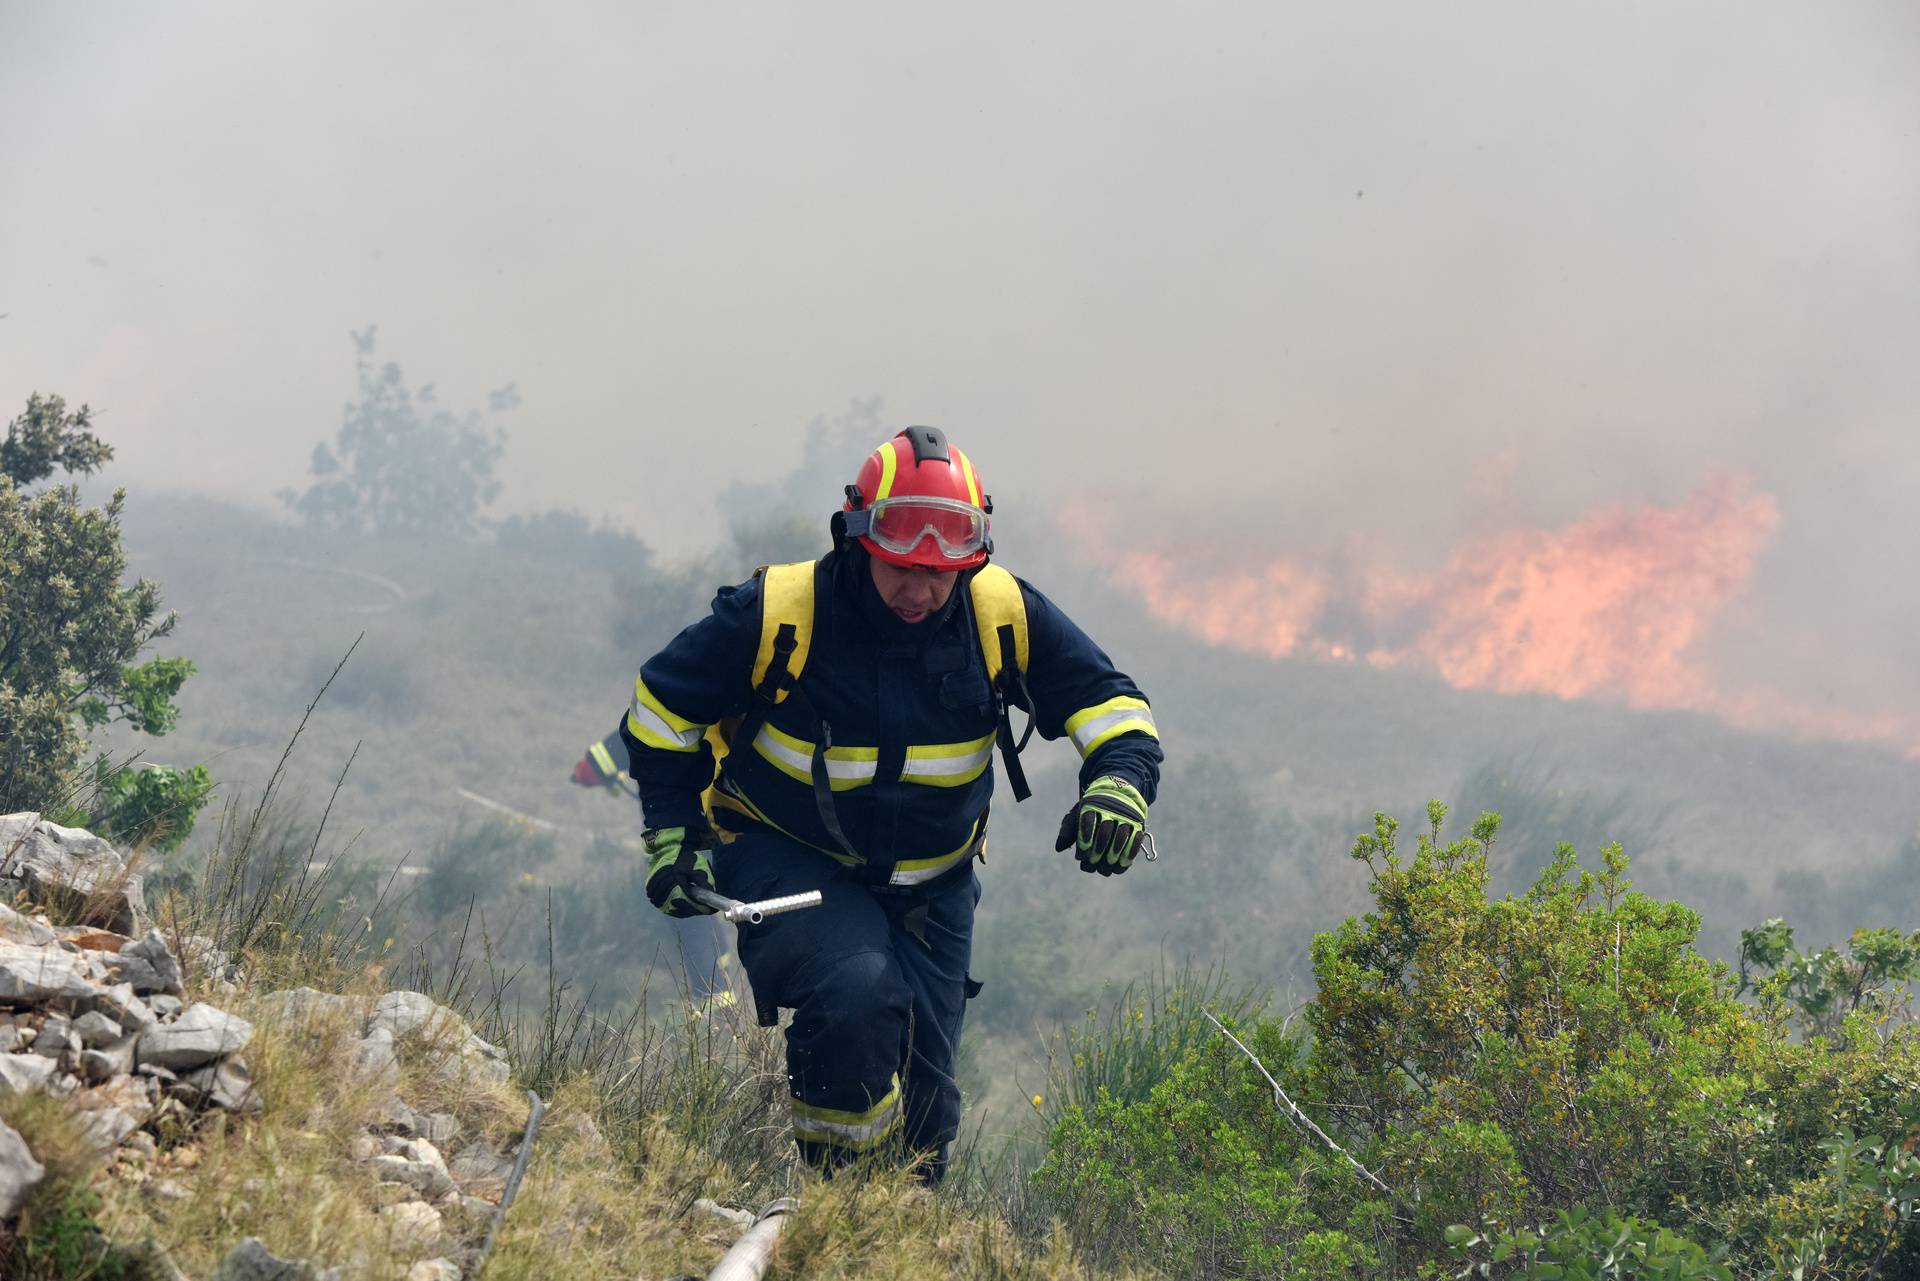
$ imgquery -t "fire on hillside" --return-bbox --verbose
[1104,477,1918,759]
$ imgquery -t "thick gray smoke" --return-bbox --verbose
[3,0,1916,748]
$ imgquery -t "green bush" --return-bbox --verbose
[1030,803,1920,1279]
[86,758,213,852]
[0,393,208,832]
[1447,1208,1733,1280]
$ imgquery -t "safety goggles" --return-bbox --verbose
[844,496,989,561]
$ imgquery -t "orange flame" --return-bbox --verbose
[1367,477,1778,708]
[1125,553,1329,660]
[1110,477,1918,756]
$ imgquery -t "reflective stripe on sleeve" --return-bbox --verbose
[791,1075,902,1150]
[587,741,618,776]
[626,676,708,753]
[1065,695,1158,758]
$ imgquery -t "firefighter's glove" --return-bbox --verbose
[644,825,719,918]
[1055,776,1150,876]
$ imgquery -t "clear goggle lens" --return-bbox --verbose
[864,497,987,560]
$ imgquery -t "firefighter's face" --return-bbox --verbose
[868,556,958,624]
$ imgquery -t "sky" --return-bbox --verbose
[4,0,1918,744]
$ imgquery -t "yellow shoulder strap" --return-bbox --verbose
[969,564,1029,683]
[752,561,817,704]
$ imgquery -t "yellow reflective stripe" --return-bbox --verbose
[900,734,995,787]
[954,447,983,508]
[751,723,878,790]
[753,562,815,705]
[587,741,617,775]
[872,442,899,502]
[1065,695,1158,758]
[888,815,986,886]
[792,1076,902,1147]
[627,676,707,752]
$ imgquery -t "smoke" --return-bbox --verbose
[1101,477,1919,758]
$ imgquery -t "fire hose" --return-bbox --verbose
[475,1089,546,1269]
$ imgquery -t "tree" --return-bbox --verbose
[0,393,209,847]
[282,327,512,538]
[1,393,113,486]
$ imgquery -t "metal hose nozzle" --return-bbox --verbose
[692,887,825,925]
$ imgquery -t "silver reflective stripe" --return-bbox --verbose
[753,727,878,783]
[899,739,994,782]
[887,847,974,886]
[629,696,705,750]
[1069,703,1158,756]
[791,1093,902,1144]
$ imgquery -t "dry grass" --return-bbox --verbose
[481,1091,732,1281]
[769,1172,1145,1281]
[82,974,493,1278]
[6,749,1126,1279]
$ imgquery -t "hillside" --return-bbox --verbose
[96,489,1920,1134]
[0,813,1119,1281]
[116,490,1920,901]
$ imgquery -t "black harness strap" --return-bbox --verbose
[808,708,863,863]
[993,624,1036,803]
[729,621,798,766]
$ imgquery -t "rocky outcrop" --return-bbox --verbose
[0,932,260,1152]
[255,986,509,1086]
[0,818,520,1280]
[0,813,147,935]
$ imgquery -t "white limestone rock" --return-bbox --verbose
[379,1199,443,1252]
[117,929,184,995]
[0,940,97,1007]
[0,814,146,935]
[138,1001,253,1070]
[0,1119,45,1218]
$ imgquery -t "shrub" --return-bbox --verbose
[0,393,207,831]
[1030,803,1920,1278]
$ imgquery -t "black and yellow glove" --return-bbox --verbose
[1055,777,1151,876]
[644,825,719,917]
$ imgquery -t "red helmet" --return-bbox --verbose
[842,427,992,570]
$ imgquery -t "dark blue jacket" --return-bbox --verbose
[619,547,1161,882]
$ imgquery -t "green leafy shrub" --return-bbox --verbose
[1446,1208,1733,1280]
[1031,803,1920,1279]
[0,393,208,831]
[1740,918,1920,1040]
[87,758,213,852]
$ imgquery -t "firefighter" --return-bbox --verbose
[569,731,734,1004]
[617,426,1162,1181]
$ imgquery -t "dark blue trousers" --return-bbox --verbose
[713,826,979,1177]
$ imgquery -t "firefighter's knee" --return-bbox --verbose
[809,949,909,1036]
[788,948,910,1091]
